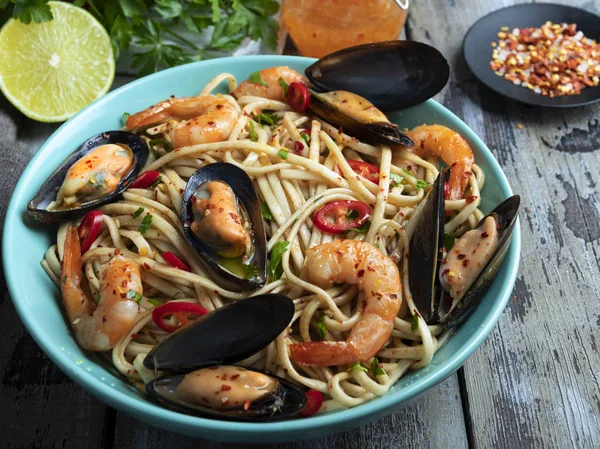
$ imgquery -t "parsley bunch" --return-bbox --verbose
[0,0,280,76]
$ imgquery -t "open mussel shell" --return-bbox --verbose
[408,170,445,323]
[305,40,450,111]
[439,195,520,326]
[308,89,414,147]
[27,131,148,223]
[144,294,294,373]
[180,162,267,290]
[146,368,306,421]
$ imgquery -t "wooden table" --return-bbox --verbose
[2,0,599,447]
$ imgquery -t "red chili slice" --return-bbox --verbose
[287,82,310,113]
[312,200,370,234]
[161,251,191,272]
[77,210,103,253]
[299,390,323,417]
[130,170,161,189]
[347,160,380,184]
[152,302,208,333]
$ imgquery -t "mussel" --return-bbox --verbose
[180,163,267,291]
[27,131,148,223]
[143,294,306,421]
[409,173,520,325]
[305,40,450,112]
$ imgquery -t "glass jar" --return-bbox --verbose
[281,0,409,58]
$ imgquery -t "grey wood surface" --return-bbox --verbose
[1,0,599,448]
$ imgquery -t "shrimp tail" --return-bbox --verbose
[289,341,359,367]
[60,226,93,322]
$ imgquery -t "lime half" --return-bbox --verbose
[0,2,115,122]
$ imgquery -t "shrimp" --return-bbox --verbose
[404,124,475,200]
[60,227,142,351]
[125,94,239,149]
[191,181,250,258]
[232,66,307,102]
[289,240,402,366]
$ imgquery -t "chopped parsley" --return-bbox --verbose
[255,111,278,126]
[347,362,368,373]
[148,138,173,153]
[138,214,153,234]
[371,357,386,376]
[268,241,290,281]
[133,207,145,218]
[315,313,327,340]
[249,71,269,87]
[443,233,456,252]
[415,179,430,190]
[261,201,273,221]
[126,289,142,303]
[278,77,289,96]
[95,292,101,305]
[148,175,163,189]
[122,112,130,120]
[248,120,258,142]
[300,132,310,145]
[346,209,359,221]
[277,149,289,159]
[389,173,403,187]
[348,221,371,234]
[411,314,419,333]
[148,299,162,307]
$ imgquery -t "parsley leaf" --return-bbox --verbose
[126,289,142,303]
[371,357,386,376]
[255,111,278,126]
[95,292,101,305]
[346,209,359,221]
[402,168,413,177]
[443,233,456,252]
[261,201,273,221]
[347,362,368,373]
[12,0,53,24]
[278,77,289,96]
[268,241,290,281]
[148,298,162,307]
[249,70,270,87]
[416,179,430,190]
[389,173,403,187]
[149,138,173,153]
[348,221,371,234]
[122,112,130,120]
[133,207,145,219]
[138,214,153,234]
[248,120,258,142]
[315,313,327,340]
[148,175,163,189]
[277,149,289,159]
[411,314,419,333]
[300,132,310,145]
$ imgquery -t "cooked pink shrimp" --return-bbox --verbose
[290,240,402,366]
[404,124,475,200]
[125,94,239,149]
[232,66,307,102]
[61,227,142,351]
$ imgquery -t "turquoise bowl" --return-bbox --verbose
[3,55,520,443]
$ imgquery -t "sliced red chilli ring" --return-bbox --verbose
[152,302,208,333]
[299,390,323,417]
[78,210,103,253]
[161,251,191,272]
[312,200,371,234]
[130,170,161,189]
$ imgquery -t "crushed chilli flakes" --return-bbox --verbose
[490,22,600,97]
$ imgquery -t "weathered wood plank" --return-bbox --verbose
[408,0,600,448]
[111,375,467,449]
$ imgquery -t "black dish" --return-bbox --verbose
[463,3,600,108]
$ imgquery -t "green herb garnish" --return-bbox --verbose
[268,241,290,281]
[315,313,327,340]
[443,233,456,252]
[148,299,162,307]
[346,209,359,221]
[411,314,419,333]
[122,112,130,120]
[278,77,289,96]
[126,289,142,303]
[249,71,270,87]
[402,168,414,177]
[95,292,101,305]
[138,214,152,234]
[371,357,386,376]
[347,362,368,373]
[148,175,162,189]
[248,121,258,142]
[255,111,278,126]
[148,138,173,153]
[133,207,145,219]
[301,132,310,145]
[261,201,273,221]
[415,179,430,190]
[277,149,289,159]
[348,221,371,234]
[390,173,403,187]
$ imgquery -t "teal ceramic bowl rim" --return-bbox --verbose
[4,55,520,439]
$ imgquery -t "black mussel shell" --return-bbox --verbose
[144,294,294,373]
[180,162,267,290]
[308,89,414,147]
[146,368,306,421]
[27,131,148,223]
[408,170,445,323]
[306,41,450,112]
[439,195,520,326]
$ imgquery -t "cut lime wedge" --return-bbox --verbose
[0,2,115,122]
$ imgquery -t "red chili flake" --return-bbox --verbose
[442,268,450,276]
[367,266,375,272]
[338,126,343,134]
[466,195,478,204]
[457,254,466,260]
[294,141,304,153]
[357,269,365,277]
[462,259,470,267]
[114,249,121,255]
[219,207,224,212]
[208,121,216,126]
[216,104,223,109]
[121,280,127,287]
[112,289,116,294]
[221,384,232,391]
[131,333,138,339]
[231,374,240,380]
[143,263,151,270]
[229,213,238,220]
[481,231,490,238]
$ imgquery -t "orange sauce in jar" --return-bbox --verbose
[282,0,408,58]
